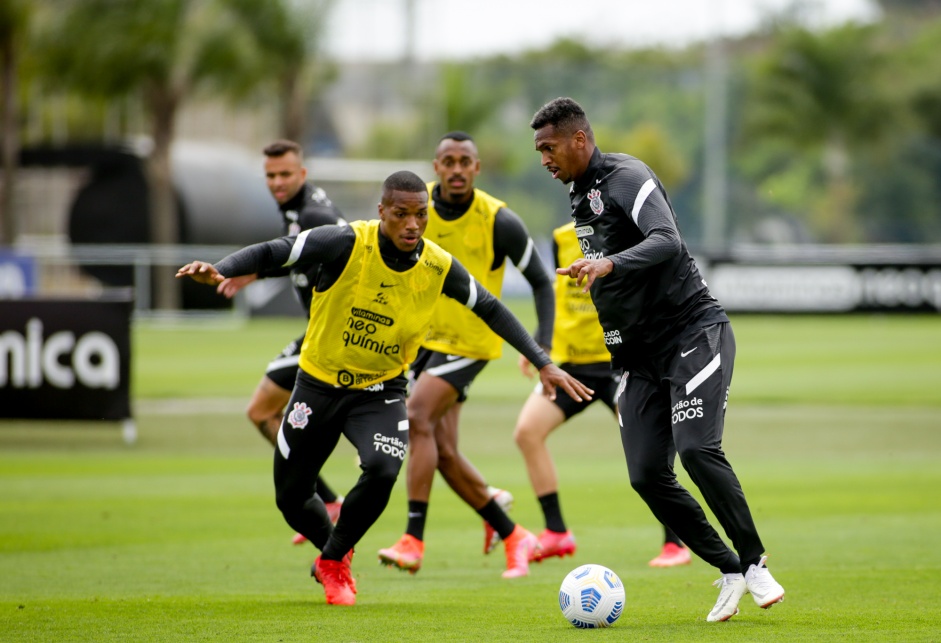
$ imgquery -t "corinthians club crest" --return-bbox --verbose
[287,401,313,429]
[588,189,604,215]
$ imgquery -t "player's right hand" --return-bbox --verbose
[217,274,257,298]
[175,261,224,285]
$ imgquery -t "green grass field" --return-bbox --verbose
[2,311,940,641]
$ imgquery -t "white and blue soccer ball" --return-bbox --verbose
[558,564,625,628]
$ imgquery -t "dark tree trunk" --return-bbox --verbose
[146,85,181,310]
[281,69,305,144]
[0,33,18,246]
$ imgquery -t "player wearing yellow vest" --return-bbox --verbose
[514,223,692,567]
[177,171,593,606]
[379,132,556,577]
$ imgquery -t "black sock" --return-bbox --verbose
[662,523,683,546]
[538,492,566,533]
[741,557,761,575]
[477,498,515,540]
[405,500,428,541]
[316,476,338,504]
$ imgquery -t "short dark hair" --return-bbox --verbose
[530,97,594,142]
[438,131,474,144]
[381,170,427,203]
[263,139,303,158]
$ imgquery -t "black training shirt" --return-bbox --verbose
[258,182,346,312]
[569,148,727,368]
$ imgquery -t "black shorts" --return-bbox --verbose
[535,362,620,419]
[265,334,305,391]
[276,370,410,487]
[408,348,488,403]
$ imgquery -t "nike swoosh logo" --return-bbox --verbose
[384,399,399,404]
[380,282,395,288]
[439,232,453,238]
[596,178,602,184]
[446,354,461,361]
[680,347,698,358]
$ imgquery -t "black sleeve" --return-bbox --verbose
[257,264,291,280]
[604,169,681,275]
[492,207,554,349]
[215,226,355,278]
[441,258,551,369]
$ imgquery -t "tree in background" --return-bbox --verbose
[226,0,336,142]
[875,0,941,12]
[741,23,891,242]
[854,17,941,241]
[37,0,331,309]
[0,0,32,246]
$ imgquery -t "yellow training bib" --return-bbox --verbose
[422,185,507,360]
[299,220,452,388]
[551,222,609,364]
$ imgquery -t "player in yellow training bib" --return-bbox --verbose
[379,131,556,578]
[177,171,593,606]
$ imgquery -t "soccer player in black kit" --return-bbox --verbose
[530,97,785,622]
[215,140,346,538]
[177,171,593,606]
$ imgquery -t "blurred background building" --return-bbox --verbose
[2,0,940,313]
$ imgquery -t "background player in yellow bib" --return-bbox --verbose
[177,171,592,606]
[514,222,691,568]
[214,140,347,541]
[379,132,556,577]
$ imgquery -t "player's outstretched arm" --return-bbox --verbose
[176,261,225,286]
[441,260,593,402]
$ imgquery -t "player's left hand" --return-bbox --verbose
[557,258,614,292]
[537,363,593,402]
[175,261,224,285]
[518,354,536,378]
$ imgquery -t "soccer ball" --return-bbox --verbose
[558,564,625,628]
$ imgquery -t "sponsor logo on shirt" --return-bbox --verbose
[337,369,389,388]
[604,329,623,346]
[423,259,444,276]
[579,237,605,261]
[575,225,594,238]
[351,307,393,326]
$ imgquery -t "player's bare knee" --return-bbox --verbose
[246,402,268,426]
[513,423,538,450]
[406,411,434,439]
[436,442,459,470]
